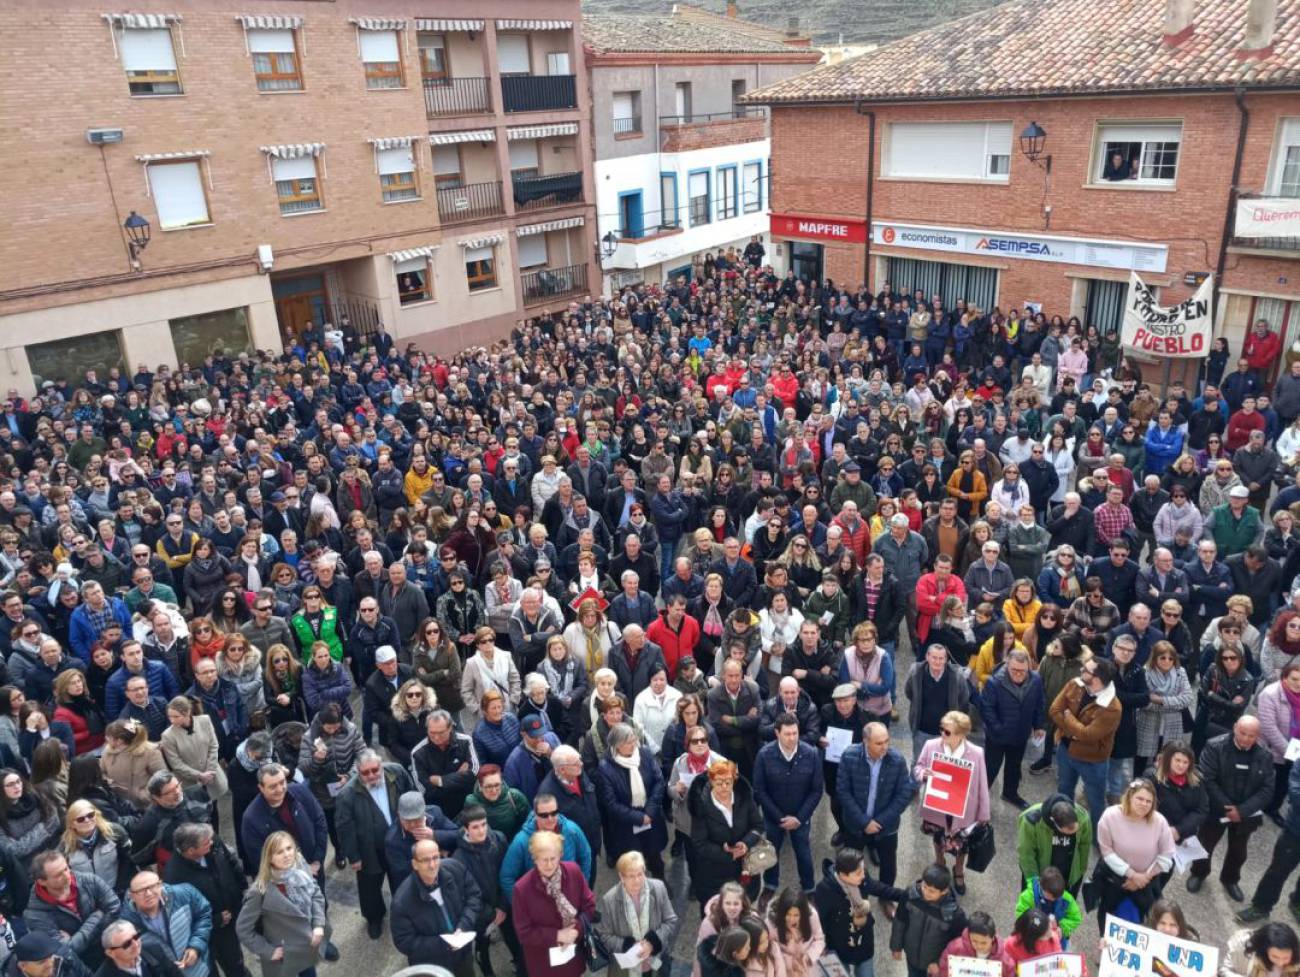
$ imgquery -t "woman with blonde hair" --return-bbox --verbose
[1094,778,1174,934]
[594,850,679,977]
[562,598,621,681]
[218,632,266,722]
[947,450,988,523]
[236,831,332,977]
[61,798,133,895]
[262,644,307,727]
[459,626,521,719]
[388,679,436,767]
[512,830,596,977]
[1001,579,1042,643]
[914,710,991,894]
[100,718,166,810]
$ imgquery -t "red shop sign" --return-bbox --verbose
[771,213,868,244]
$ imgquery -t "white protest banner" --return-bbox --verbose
[948,957,1006,977]
[1016,953,1086,977]
[1236,197,1300,239]
[1099,915,1219,977]
[1120,271,1213,358]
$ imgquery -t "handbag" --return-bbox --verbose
[581,914,611,972]
[743,837,779,875]
[964,822,996,873]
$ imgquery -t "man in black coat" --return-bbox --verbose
[361,646,412,751]
[409,710,477,818]
[710,538,758,607]
[95,922,184,977]
[164,823,248,977]
[390,839,482,977]
[335,751,414,940]
[127,772,212,865]
[7,932,92,977]
[537,745,602,879]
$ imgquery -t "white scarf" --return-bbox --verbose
[614,747,647,807]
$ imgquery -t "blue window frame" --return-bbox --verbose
[716,164,738,220]
[660,172,679,228]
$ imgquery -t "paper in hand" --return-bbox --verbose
[549,944,577,966]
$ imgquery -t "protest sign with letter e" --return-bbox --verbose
[921,753,975,820]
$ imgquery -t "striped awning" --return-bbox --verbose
[349,17,406,30]
[367,136,418,150]
[517,216,585,236]
[134,150,210,162]
[415,19,483,31]
[460,233,505,249]
[506,123,578,140]
[429,130,495,145]
[235,15,301,29]
[387,246,439,263]
[102,13,182,27]
[259,143,325,158]
[495,19,572,30]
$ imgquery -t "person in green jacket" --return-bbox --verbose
[465,764,530,837]
[1016,792,1093,893]
[1015,867,1082,947]
[1205,488,1264,558]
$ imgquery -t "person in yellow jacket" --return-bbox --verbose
[403,454,436,506]
[1002,580,1043,643]
[971,620,1030,689]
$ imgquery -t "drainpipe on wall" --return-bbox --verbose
[854,99,875,290]
[1213,86,1249,331]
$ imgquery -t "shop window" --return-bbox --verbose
[169,308,252,364]
[28,332,125,388]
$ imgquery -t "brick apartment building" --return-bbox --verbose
[0,0,597,393]
[584,5,820,292]
[747,0,1300,383]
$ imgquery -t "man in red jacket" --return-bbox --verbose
[645,593,700,680]
[1244,318,1282,381]
[915,553,967,643]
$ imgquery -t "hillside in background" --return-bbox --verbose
[581,0,1007,45]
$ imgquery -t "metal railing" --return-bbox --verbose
[423,76,492,117]
[332,294,381,335]
[613,116,642,135]
[512,171,583,212]
[1232,192,1300,251]
[435,180,505,223]
[522,263,587,303]
[659,106,767,126]
[501,74,577,113]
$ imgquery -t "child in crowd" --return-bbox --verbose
[1014,867,1081,947]
[890,865,968,977]
[938,911,1013,977]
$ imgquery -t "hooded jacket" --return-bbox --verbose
[1016,793,1093,888]
[497,811,593,902]
[889,881,968,968]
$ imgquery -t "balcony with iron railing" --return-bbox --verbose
[512,171,583,213]
[659,105,768,152]
[1231,192,1300,253]
[501,74,577,113]
[613,116,643,138]
[435,180,505,224]
[423,76,492,117]
[522,263,587,304]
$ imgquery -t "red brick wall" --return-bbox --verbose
[660,116,767,153]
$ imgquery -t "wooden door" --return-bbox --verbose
[276,294,315,346]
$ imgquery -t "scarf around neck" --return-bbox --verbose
[614,747,647,807]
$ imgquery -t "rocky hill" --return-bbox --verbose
[581,0,1007,45]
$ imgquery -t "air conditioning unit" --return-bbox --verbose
[86,128,124,145]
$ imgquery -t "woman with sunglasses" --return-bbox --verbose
[61,798,133,896]
[1194,645,1257,755]
[1134,641,1194,774]
[411,617,462,716]
[187,617,226,675]
[914,710,990,894]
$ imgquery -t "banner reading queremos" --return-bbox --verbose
[1120,271,1213,357]
[1235,196,1300,239]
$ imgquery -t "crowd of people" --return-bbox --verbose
[1,259,1300,977]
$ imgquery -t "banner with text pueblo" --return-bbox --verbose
[1120,271,1213,357]
[920,752,974,819]
[1098,916,1218,977]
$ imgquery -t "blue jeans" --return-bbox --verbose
[852,961,874,977]
[1056,742,1108,830]
[1106,756,1134,800]
[659,547,677,593]
[763,816,815,892]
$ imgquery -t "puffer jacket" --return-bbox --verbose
[298,714,364,811]
[301,661,353,718]
[0,798,60,868]
[64,821,134,895]
[119,882,213,977]
[216,648,267,719]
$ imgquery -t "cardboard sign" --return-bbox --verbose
[1018,954,1086,977]
[1098,916,1219,977]
[921,752,975,820]
[948,958,1006,977]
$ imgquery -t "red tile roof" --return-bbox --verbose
[744,0,1300,104]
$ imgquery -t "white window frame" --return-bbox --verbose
[1269,118,1300,198]
[146,159,209,230]
[546,51,571,76]
[1093,122,1183,187]
[395,256,434,305]
[882,121,1011,183]
[377,146,419,203]
[118,26,182,95]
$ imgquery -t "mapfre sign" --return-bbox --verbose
[771,213,868,244]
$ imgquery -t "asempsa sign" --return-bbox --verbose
[771,213,868,244]
[1120,271,1213,358]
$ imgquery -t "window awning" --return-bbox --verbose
[349,18,406,31]
[367,136,418,150]
[415,19,483,31]
[235,15,301,29]
[259,143,326,158]
[102,13,181,27]
[517,216,585,236]
[387,246,439,263]
[429,130,495,145]
[460,233,505,249]
[506,123,578,140]
[134,150,209,162]
[495,19,571,30]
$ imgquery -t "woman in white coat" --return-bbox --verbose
[633,665,682,758]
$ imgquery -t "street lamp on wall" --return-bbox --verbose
[123,211,151,266]
[1019,122,1053,229]
[600,230,619,260]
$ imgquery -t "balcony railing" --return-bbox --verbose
[501,74,577,113]
[613,116,642,136]
[512,171,583,212]
[659,105,767,126]
[522,263,587,303]
[1232,192,1300,252]
[435,180,505,223]
[423,76,491,117]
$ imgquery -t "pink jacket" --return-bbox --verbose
[913,738,991,834]
[1257,680,1295,763]
[939,932,1014,977]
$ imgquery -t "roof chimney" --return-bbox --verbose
[1162,0,1195,45]
[786,15,800,35]
[726,1,738,17]
[1239,0,1277,59]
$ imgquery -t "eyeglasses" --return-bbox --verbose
[535,810,558,819]
[688,737,708,745]
[129,883,163,895]
[109,935,141,951]
[74,812,96,824]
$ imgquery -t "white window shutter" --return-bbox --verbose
[688,171,707,197]
[147,162,208,229]
[377,147,414,175]
[1098,124,1182,146]
[497,34,530,73]
[395,256,427,275]
[272,156,317,181]
[509,140,539,170]
[248,29,295,54]
[358,30,400,63]
[432,146,460,174]
[120,28,177,71]
[612,93,633,121]
[465,245,493,264]
[743,163,761,207]
[517,235,547,268]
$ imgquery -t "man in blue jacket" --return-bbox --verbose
[975,650,1045,810]
[754,713,824,897]
[68,580,132,662]
[497,794,592,902]
[836,722,916,902]
[240,764,328,884]
[105,642,179,720]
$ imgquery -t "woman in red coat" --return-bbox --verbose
[52,669,105,754]
[513,830,597,977]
